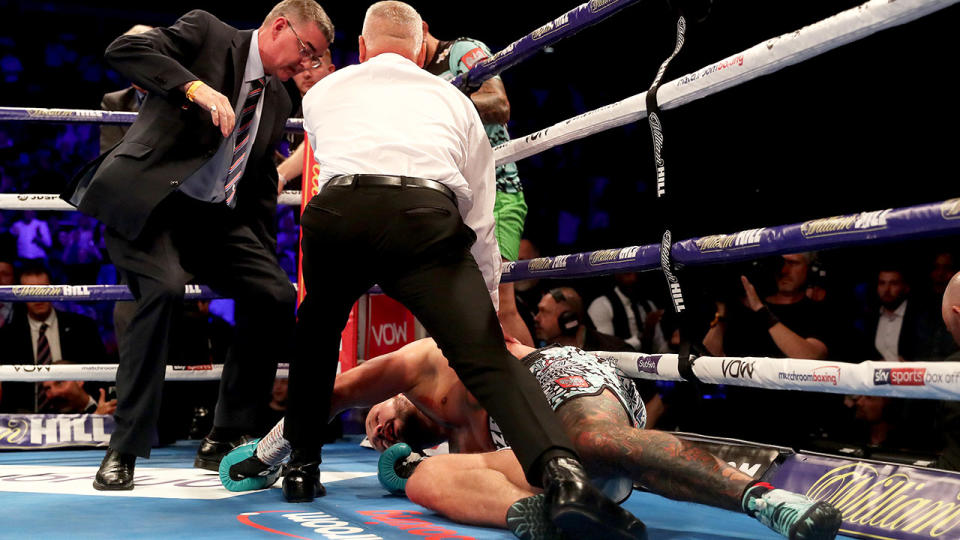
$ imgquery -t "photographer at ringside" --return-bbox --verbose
[700,253,836,448]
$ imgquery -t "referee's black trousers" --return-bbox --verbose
[286,183,576,486]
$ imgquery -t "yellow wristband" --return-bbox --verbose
[185,80,204,102]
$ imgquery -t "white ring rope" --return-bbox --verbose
[3,355,958,401]
[492,0,958,167]
[0,191,303,211]
[0,364,289,382]
[604,352,960,400]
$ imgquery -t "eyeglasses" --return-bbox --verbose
[286,19,324,69]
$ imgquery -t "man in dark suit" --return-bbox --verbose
[0,263,107,412]
[99,25,153,153]
[62,0,334,490]
[864,266,956,362]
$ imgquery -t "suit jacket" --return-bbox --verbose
[0,307,107,365]
[865,298,957,362]
[63,9,298,249]
[0,307,108,412]
[100,86,141,152]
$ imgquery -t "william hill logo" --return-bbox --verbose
[27,108,101,119]
[800,210,891,239]
[531,13,569,40]
[806,463,960,537]
[695,228,764,253]
[12,285,91,298]
[941,199,960,220]
[527,255,569,273]
[588,246,639,266]
[589,0,620,13]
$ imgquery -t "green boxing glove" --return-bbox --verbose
[219,438,282,492]
[377,443,425,494]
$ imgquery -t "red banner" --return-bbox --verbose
[365,294,416,359]
[300,135,357,371]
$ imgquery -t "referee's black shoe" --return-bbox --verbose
[543,456,647,540]
[93,448,136,491]
[194,434,254,471]
[282,450,326,502]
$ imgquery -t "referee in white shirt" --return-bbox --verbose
[282,2,645,537]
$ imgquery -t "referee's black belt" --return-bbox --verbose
[326,174,457,207]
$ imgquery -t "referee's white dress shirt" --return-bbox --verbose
[302,52,502,308]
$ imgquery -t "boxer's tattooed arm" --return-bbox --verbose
[556,392,750,512]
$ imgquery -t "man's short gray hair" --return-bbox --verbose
[264,0,335,45]
[362,1,423,56]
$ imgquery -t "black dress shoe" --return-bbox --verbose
[93,448,136,491]
[282,460,325,503]
[194,434,253,471]
[543,456,647,540]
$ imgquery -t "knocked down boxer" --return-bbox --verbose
[223,338,841,540]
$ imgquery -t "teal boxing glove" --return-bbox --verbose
[219,438,282,492]
[377,443,425,494]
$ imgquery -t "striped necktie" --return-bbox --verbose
[37,323,51,365]
[35,322,51,411]
[224,77,266,207]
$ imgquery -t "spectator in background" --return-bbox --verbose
[834,394,933,458]
[930,251,956,298]
[276,48,336,193]
[700,253,835,447]
[41,364,117,415]
[0,262,107,412]
[99,24,153,152]
[703,253,829,360]
[60,214,103,285]
[860,264,956,363]
[10,210,52,261]
[535,286,631,352]
[588,271,668,353]
[869,267,913,362]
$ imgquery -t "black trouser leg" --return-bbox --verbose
[105,227,190,457]
[178,209,297,435]
[283,201,373,457]
[381,249,574,487]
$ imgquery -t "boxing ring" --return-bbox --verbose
[2,0,959,538]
